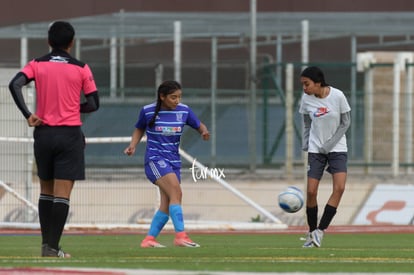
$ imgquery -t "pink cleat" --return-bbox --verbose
[140,236,166,248]
[174,232,200,248]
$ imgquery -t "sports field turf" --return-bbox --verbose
[0,232,412,273]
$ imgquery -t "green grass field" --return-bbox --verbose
[0,232,413,273]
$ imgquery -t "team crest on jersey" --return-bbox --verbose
[176,113,183,122]
[157,160,167,168]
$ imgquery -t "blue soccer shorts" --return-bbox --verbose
[145,157,181,184]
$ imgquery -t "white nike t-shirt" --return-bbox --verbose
[299,87,351,153]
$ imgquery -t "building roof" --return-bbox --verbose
[0,11,413,44]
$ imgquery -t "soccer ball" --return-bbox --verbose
[278,186,304,213]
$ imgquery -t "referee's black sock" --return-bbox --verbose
[38,194,54,245]
[48,197,70,250]
[306,206,318,232]
[318,204,337,231]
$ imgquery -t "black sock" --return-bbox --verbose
[48,197,70,250]
[306,206,318,232]
[318,204,337,231]
[38,194,54,245]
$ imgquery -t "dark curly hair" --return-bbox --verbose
[148,80,182,128]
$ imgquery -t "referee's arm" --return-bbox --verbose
[80,91,99,113]
[8,72,32,119]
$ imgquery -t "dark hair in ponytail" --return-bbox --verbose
[301,66,329,87]
[148,80,182,127]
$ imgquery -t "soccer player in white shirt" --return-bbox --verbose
[299,66,351,248]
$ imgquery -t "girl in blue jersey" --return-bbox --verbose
[124,80,210,248]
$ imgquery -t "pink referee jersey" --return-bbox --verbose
[21,52,97,126]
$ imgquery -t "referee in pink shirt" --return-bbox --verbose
[9,21,99,258]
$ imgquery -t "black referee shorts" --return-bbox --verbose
[33,126,85,181]
[307,152,348,180]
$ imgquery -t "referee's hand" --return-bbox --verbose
[27,114,43,127]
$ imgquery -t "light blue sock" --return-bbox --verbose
[148,210,169,237]
[169,204,184,232]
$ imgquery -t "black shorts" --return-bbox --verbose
[307,152,347,180]
[33,126,85,181]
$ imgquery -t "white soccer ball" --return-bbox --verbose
[278,186,304,213]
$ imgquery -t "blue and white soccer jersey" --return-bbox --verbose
[135,103,201,183]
